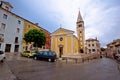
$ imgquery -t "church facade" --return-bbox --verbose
[51,11,85,57]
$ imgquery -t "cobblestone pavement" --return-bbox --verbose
[0,53,120,80]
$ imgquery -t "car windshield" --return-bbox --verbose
[24,51,30,53]
[0,51,4,55]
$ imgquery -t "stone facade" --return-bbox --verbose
[85,38,101,54]
[106,39,120,58]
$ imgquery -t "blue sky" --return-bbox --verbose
[3,0,120,47]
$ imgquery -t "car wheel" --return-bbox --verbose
[48,58,52,62]
[34,56,37,60]
[1,60,3,63]
[4,57,6,59]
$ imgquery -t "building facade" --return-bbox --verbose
[0,1,51,53]
[23,20,51,51]
[106,39,120,58]
[85,38,100,54]
[0,1,24,53]
[51,28,79,57]
[51,11,85,57]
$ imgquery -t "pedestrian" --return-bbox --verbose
[105,52,107,58]
[100,52,102,58]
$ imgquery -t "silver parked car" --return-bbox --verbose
[0,51,5,63]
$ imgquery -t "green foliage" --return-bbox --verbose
[101,47,106,51]
[23,29,46,48]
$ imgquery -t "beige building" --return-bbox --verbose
[106,39,120,58]
[85,38,101,54]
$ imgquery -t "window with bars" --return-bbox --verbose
[17,28,20,33]
[1,23,6,32]
[3,14,7,19]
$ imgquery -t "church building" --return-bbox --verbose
[51,11,85,57]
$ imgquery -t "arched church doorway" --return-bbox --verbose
[80,49,84,53]
[59,45,63,58]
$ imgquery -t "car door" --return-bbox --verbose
[37,52,43,59]
[42,51,49,59]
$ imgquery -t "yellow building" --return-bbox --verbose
[22,20,51,52]
[51,28,79,57]
[51,11,85,57]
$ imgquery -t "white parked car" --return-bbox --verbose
[0,51,5,63]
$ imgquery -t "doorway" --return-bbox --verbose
[14,45,19,52]
[59,46,63,58]
[5,44,11,52]
[80,49,84,53]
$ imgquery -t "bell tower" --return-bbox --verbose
[76,10,85,53]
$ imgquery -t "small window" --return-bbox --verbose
[92,49,95,52]
[92,44,94,46]
[88,44,90,47]
[0,34,4,42]
[25,46,28,51]
[28,25,30,28]
[5,6,9,10]
[18,20,21,24]
[15,37,18,43]
[89,49,91,53]
[79,24,82,27]
[17,28,20,33]
[0,43,1,48]
[1,23,6,32]
[3,14,7,19]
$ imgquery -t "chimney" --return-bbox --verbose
[35,23,39,26]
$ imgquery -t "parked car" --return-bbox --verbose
[33,51,57,62]
[0,51,5,63]
[21,51,36,58]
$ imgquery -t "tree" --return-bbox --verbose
[101,47,106,51]
[23,29,46,50]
